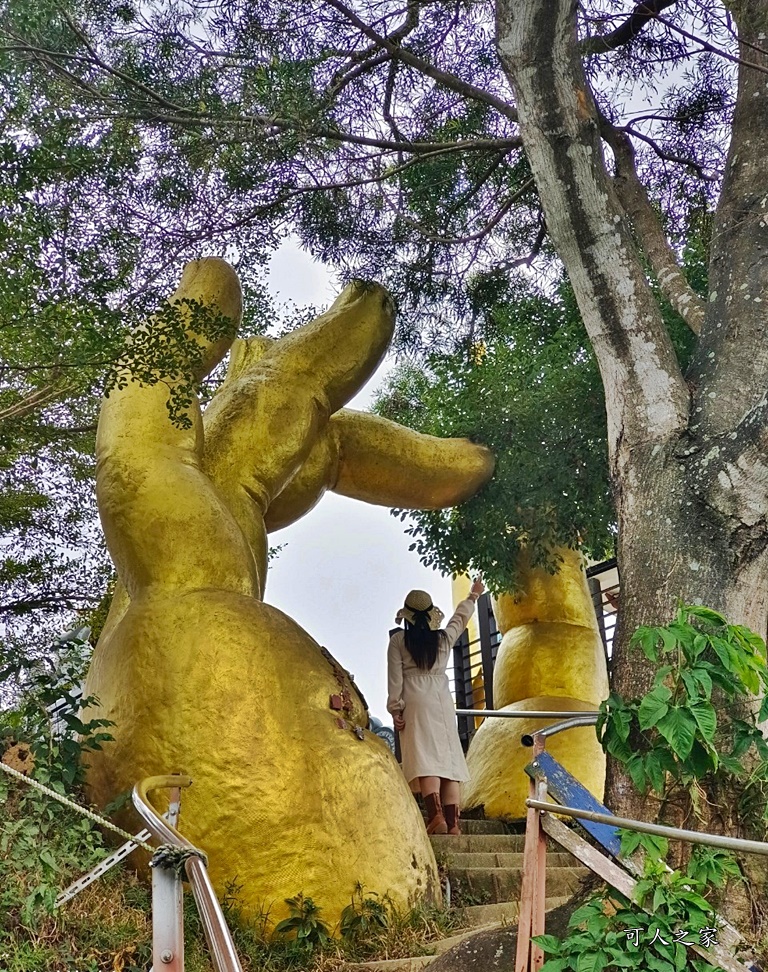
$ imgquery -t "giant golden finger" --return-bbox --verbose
[201,284,395,584]
[331,410,495,507]
[264,408,496,533]
[96,259,257,599]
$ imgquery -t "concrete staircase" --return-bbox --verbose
[342,818,588,972]
[433,818,588,927]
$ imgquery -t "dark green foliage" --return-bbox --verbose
[0,640,152,972]
[0,0,735,642]
[376,280,614,592]
[0,635,114,791]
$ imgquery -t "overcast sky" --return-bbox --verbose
[262,240,455,721]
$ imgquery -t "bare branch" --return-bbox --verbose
[327,50,391,100]
[0,384,68,424]
[322,0,519,122]
[497,220,547,272]
[601,119,706,335]
[581,1,678,56]
[657,14,768,76]
[327,0,420,96]
[620,124,718,180]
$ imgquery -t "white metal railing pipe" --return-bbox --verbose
[455,708,600,720]
[526,798,768,857]
[133,776,244,972]
[520,714,599,747]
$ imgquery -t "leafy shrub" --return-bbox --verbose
[597,604,768,821]
[535,605,767,972]
[340,884,390,939]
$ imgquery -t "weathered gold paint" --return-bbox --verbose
[462,549,608,818]
[85,259,494,932]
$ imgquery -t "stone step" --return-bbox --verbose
[449,865,588,904]
[456,819,514,835]
[437,851,577,869]
[430,833,527,855]
[458,896,570,928]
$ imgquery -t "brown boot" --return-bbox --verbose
[444,804,461,835]
[424,792,448,835]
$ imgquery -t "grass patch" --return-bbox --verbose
[1,774,460,972]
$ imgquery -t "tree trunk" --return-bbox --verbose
[496,0,768,882]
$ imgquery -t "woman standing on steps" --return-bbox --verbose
[387,577,485,836]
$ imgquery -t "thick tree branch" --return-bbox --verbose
[619,125,717,180]
[3,35,521,158]
[0,384,67,423]
[601,119,705,335]
[581,0,678,55]
[497,0,689,454]
[327,0,420,96]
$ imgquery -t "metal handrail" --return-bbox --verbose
[133,776,243,972]
[521,714,599,746]
[455,708,600,720]
[526,797,768,857]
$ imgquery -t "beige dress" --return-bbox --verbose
[387,598,475,787]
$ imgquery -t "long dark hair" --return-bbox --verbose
[404,619,440,671]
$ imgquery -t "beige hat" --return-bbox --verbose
[395,590,445,630]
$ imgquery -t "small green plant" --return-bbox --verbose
[597,603,768,820]
[536,833,734,972]
[274,893,331,947]
[340,884,390,939]
[0,636,114,793]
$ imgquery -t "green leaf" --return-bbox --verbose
[656,707,697,760]
[688,701,717,742]
[39,848,58,870]
[576,952,602,972]
[709,637,735,675]
[644,751,667,794]
[684,605,727,627]
[627,754,648,792]
[646,954,674,972]
[659,628,680,655]
[690,633,709,660]
[533,935,564,955]
[686,740,716,778]
[540,959,570,972]
[691,668,713,699]
[632,626,661,662]
[638,685,672,730]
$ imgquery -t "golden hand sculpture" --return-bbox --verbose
[461,549,609,818]
[84,258,494,931]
